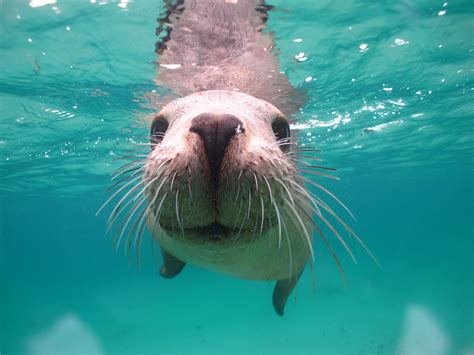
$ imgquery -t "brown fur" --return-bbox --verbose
[154,0,305,116]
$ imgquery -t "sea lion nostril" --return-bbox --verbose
[190,112,243,183]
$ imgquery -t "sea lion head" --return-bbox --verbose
[143,90,307,245]
[101,89,373,287]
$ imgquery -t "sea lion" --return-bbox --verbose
[100,0,371,316]
[145,89,313,315]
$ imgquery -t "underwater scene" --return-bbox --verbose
[1,0,473,354]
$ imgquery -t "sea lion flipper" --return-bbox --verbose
[160,248,186,279]
[272,270,304,316]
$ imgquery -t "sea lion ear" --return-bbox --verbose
[272,269,304,316]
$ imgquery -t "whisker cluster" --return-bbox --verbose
[97,135,377,286]
[97,141,166,265]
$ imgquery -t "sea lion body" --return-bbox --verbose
[139,0,313,315]
[102,0,370,315]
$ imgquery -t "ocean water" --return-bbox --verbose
[1,0,473,354]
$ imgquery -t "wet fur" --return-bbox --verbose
[154,0,304,116]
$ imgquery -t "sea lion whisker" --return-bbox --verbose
[132,175,160,202]
[111,166,143,182]
[235,190,252,239]
[234,181,241,204]
[112,155,148,162]
[152,192,169,233]
[267,208,273,237]
[271,197,282,248]
[180,200,185,237]
[291,148,321,153]
[290,193,348,282]
[135,206,154,265]
[142,134,166,139]
[309,194,379,267]
[263,176,274,206]
[282,198,314,261]
[144,158,171,180]
[289,154,323,162]
[301,176,356,220]
[108,172,160,226]
[306,189,332,215]
[170,171,178,191]
[283,178,321,216]
[281,216,293,281]
[170,215,175,235]
[114,195,147,251]
[233,170,243,204]
[150,227,159,269]
[134,179,166,258]
[153,174,170,197]
[291,145,319,150]
[295,161,337,171]
[267,140,293,152]
[187,166,193,203]
[116,196,147,252]
[274,139,290,146]
[147,176,167,216]
[106,183,144,233]
[175,188,182,228]
[126,202,149,260]
[147,133,166,138]
[299,168,340,181]
[252,202,260,236]
[293,192,357,264]
[187,181,193,204]
[236,203,249,239]
[275,141,293,150]
[232,197,244,229]
[246,188,252,221]
[145,175,170,232]
[111,159,145,176]
[97,174,143,217]
[253,173,259,191]
[315,224,348,285]
[259,193,265,235]
[275,177,295,207]
[273,138,293,148]
[107,167,145,191]
[315,205,357,263]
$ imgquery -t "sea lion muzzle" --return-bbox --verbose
[190,112,244,185]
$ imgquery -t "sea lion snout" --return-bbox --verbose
[190,112,244,184]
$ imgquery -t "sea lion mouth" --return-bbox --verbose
[189,222,231,236]
[161,222,240,241]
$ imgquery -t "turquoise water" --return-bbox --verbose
[1,0,473,354]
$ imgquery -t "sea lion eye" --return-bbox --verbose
[271,116,291,152]
[150,114,169,149]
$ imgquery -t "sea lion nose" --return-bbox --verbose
[190,112,244,184]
